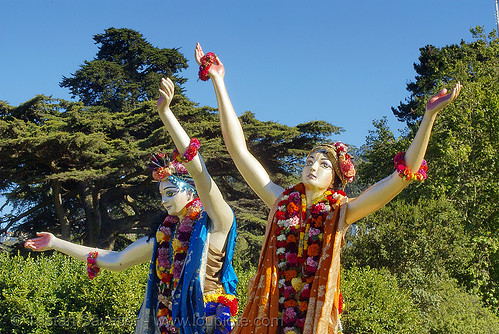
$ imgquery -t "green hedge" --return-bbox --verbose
[341,266,423,333]
[0,252,147,333]
[0,252,256,334]
[2,252,497,333]
[341,266,499,334]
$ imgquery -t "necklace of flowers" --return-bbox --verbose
[275,183,345,334]
[156,197,203,334]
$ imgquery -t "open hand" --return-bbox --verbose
[157,77,175,111]
[195,43,225,78]
[24,232,55,251]
[426,82,462,115]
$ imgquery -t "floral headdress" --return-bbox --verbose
[148,152,196,193]
[307,142,356,189]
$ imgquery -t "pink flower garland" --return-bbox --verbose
[275,183,345,334]
[172,138,200,163]
[334,141,355,184]
[394,151,428,182]
[86,251,100,280]
[198,52,217,81]
[155,198,203,334]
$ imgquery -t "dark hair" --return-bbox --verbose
[147,213,164,241]
[331,174,343,191]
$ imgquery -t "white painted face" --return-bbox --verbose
[159,180,194,216]
[301,151,334,192]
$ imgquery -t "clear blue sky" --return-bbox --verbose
[0,0,496,148]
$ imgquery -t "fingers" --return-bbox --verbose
[159,78,174,98]
[195,42,204,65]
[448,82,462,102]
[158,77,175,108]
[453,82,462,99]
[24,237,42,250]
[438,88,448,97]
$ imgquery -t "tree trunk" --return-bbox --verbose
[79,182,101,246]
[51,179,70,239]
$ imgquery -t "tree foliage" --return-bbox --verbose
[60,27,188,112]
[348,26,499,312]
[0,28,341,264]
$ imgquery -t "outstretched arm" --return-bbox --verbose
[157,78,233,250]
[24,232,153,271]
[195,43,284,208]
[345,83,462,224]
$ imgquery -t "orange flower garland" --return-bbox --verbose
[275,183,345,334]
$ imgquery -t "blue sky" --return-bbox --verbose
[1,0,496,148]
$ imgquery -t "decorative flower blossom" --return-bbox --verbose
[284,216,300,228]
[286,252,298,266]
[306,257,319,268]
[311,202,326,215]
[283,307,297,324]
[288,192,301,204]
[308,227,321,237]
[307,244,321,257]
[284,286,296,299]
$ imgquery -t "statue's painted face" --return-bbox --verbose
[301,151,334,192]
[159,180,194,216]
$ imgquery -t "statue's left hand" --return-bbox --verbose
[426,82,462,115]
[195,42,225,78]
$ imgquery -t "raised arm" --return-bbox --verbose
[157,78,233,245]
[195,43,284,208]
[24,232,153,271]
[345,83,462,224]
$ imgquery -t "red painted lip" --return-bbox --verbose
[307,173,316,179]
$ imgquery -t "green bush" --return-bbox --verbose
[341,266,423,333]
[0,252,147,333]
[400,267,499,334]
[0,251,258,333]
[233,257,257,317]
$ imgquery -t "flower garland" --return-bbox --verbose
[198,52,218,81]
[203,290,238,316]
[275,183,345,334]
[334,142,355,184]
[86,251,100,280]
[172,138,200,163]
[156,198,203,334]
[394,151,427,182]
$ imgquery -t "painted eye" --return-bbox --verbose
[165,189,180,197]
[321,162,332,169]
[305,160,313,166]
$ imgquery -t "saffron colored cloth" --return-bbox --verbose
[232,190,349,334]
[135,210,238,334]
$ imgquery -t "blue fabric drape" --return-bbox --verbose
[136,209,238,334]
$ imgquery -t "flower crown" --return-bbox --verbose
[149,152,189,181]
[308,141,356,188]
[148,152,198,195]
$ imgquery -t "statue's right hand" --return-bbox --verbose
[24,232,55,251]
